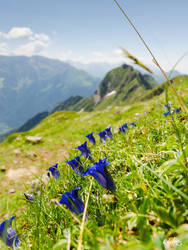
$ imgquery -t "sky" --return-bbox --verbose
[0,0,188,73]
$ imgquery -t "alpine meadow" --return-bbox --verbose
[0,1,188,250]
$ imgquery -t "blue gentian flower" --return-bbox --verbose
[164,104,171,109]
[130,122,136,127]
[98,130,107,143]
[75,141,92,160]
[119,126,125,134]
[59,187,85,216]
[175,108,180,113]
[66,156,84,175]
[24,193,34,202]
[82,158,116,192]
[105,126,113,139]
[46,163,60,179]
[172,108,180,114]
[163,112,170,117]
[0,216,20,248]
[122,123,128,129]
[119,123,128,134]
[85,132,96,145]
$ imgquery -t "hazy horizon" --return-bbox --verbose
[0,0,188,73]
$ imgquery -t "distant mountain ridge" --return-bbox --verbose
[62,64,157,112]
[0,55,99,133]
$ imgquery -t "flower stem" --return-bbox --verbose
[77,178,93,250]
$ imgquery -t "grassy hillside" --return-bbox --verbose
[0,76,187,249]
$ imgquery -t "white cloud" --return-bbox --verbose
[92,51,104,57]
[113,48,123,56]
[13,40,48,56]
[86,50,125,64]
[0,27,50,42]
[2,27,33,39]
[0,26,50,56]
[0,42,9,55]
[113,48,127,60]
[8,27,33,39]
[0,32,5,37]
[57,50,124,65]
[34,33,50,41]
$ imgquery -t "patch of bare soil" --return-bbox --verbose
[1,144,70,191]
[6,166,38,182]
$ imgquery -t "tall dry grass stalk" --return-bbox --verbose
[113,0,188,115]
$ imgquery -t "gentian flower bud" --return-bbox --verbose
[164,104,171,110]
[105,126,113,139]
[46,163,60,179]
[75,141,92,160]
[175,108,180,113]
[85,132,96,145]
[66,156,84,175]
[163,112,170,117]
[130,122,136,127]
[119,123,128,134]
[24,193,34,202]
[98,130,107,143]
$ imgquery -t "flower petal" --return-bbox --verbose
[83,159,116,192]
[59,188,85,216]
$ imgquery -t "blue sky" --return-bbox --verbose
[0,0,188,73]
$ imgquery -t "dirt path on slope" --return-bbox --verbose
[0,144,70,194]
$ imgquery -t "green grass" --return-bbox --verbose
[0,77,188,249]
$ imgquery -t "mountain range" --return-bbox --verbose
[55,64,157,112]
[0,63,160,142]
[0,55,99,134]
